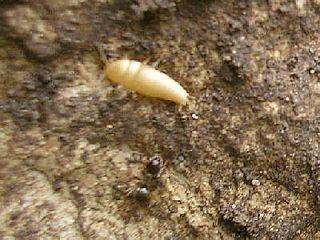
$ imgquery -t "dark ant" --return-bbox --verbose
[112,155,165,205]
[146,155,163,175]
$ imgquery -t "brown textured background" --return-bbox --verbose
[0,0,319,239]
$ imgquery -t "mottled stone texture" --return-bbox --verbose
[0,0,319,239]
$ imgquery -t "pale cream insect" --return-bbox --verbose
[105,60,189,105]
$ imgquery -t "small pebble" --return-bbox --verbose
[252,179,261,186]
[191,113,199,120]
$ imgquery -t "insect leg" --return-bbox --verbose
[95,42,108,64]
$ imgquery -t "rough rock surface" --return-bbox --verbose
[0,0,319,239]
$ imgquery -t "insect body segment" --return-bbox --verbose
[105,60,189,105]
